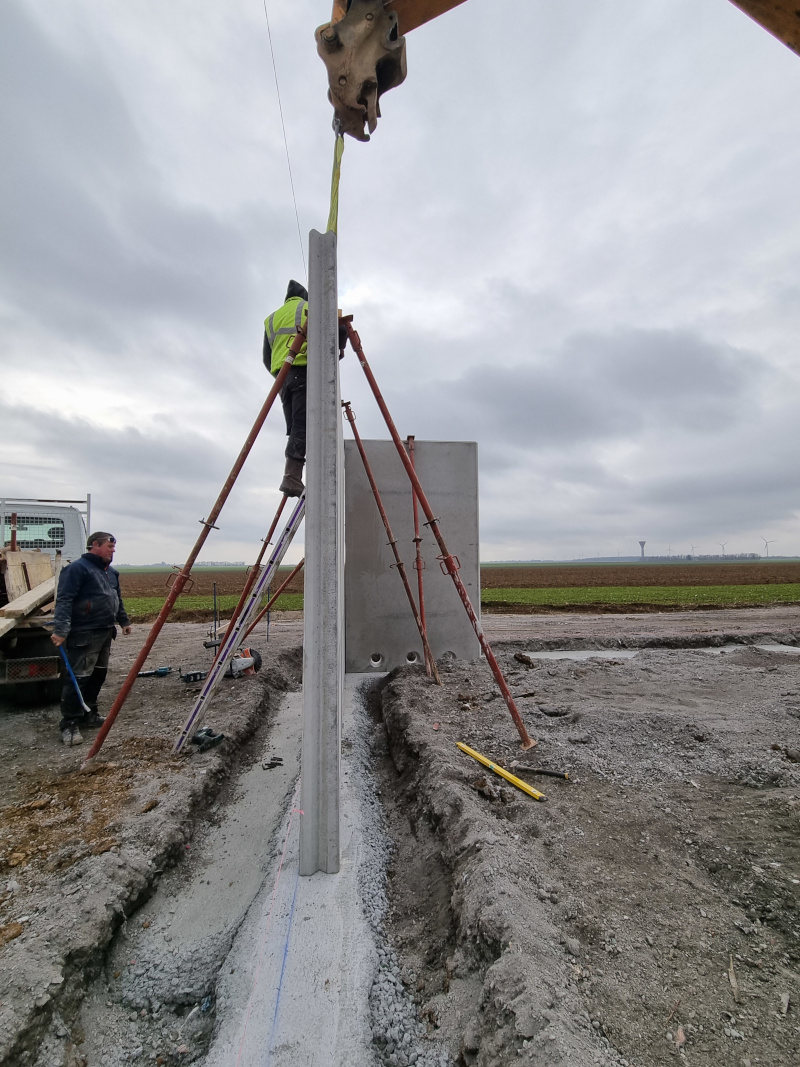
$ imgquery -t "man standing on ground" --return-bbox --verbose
[50,532,132,746]
[264,279,309,497]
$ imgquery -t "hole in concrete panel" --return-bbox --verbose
[370,652,384,667]
[405,652,419,664]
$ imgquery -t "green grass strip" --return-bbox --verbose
[125,593,304,618]
[125,583,800,619]
[480,584,800,608]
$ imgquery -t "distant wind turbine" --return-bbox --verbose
[719,542,728,557]
[762,537,776,558]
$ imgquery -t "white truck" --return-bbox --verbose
[0,497,90,703]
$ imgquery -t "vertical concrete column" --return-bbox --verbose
[300,229,343,876]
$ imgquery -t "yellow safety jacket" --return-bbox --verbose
[265,297,308,375]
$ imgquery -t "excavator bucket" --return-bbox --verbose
[316,0,407,141]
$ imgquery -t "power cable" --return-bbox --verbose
[262,0,307,282]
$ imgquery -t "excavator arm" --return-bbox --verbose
[730,2,800,56]
[317,1,799,142]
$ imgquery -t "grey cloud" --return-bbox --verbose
[0,3,291,348]
[379,327,760,450]
[0,400,285,551]
[3,0,800,560]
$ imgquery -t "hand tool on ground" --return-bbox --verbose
[456,742,546,802]
[137,666,172,678]
[58,645,92,715]
[191,726,225,752]
[180,668,207,684]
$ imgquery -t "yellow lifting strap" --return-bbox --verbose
[326,132,345,234]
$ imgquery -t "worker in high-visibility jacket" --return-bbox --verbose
[263,280,309,497]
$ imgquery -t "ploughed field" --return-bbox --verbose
[118,567,305,598]
[117,562,800,620]
[119,562,800,597]
[481,561,800,588]
[117,567,305,622]
[480,562,800,613]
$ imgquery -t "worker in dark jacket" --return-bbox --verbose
[264,280,309,497]
[51,531,132,746]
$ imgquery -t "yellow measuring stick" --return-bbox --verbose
[456,742,546,802]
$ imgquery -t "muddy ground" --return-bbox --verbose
[2,607,800,1066]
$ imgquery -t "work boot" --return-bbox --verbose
[61,723,84,747]
[279,457,305,498]
[83,708,106,728]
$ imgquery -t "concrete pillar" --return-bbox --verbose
[300,230,343,876]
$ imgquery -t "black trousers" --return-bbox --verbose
[59,627,114,725]
[280,365,307,462]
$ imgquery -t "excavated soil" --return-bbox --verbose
[372,626,800,1067]
[2,608,800,1066]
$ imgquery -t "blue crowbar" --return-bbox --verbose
[58,644,92,715]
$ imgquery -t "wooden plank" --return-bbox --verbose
[17,609,55,629]
[0,577,56,619]
[1,551,53,601]
[25,555,54,587]
[0,617,17,639]
[2,557,29,601]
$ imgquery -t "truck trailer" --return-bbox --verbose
[0,497,90,703]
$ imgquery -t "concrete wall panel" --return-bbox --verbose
[344,439,480,673]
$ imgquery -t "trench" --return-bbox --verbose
[66,676,453,1067]
[73,691,304,1066]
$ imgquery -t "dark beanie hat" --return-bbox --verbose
[285,279,309,302]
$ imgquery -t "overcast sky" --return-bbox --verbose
[2,0,799,564]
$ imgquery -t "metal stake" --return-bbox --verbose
[172,495,306,753]
[346,321,536,750]
[406,435,428,638]
[243,558,305,641]
[83,326,307,762]
[211,495,288,665]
